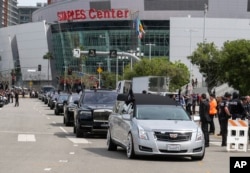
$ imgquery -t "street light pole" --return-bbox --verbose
[64,65,67,91]
[203,3,208,43]
[97,62,102,89]
[99,35,110,72]
[116,54,119,87]
[146,43,155,61]
[185,28,198,84]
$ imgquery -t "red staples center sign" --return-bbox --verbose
[57,8,130,21]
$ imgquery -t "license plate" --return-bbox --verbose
[167,144,181,151]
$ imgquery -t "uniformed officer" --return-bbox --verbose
[219,92,232,146]
[199,93,210,147]
[230,92,246,120]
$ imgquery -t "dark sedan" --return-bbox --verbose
[54,93,69,115]
[73,89,117,137]
[63,93,81,126]
[48,93,59,110]
[0,96,5,107]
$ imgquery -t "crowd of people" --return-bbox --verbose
[199,91,250,148]
[0,88,21,107]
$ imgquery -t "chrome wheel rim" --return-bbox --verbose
[127,135,132,157]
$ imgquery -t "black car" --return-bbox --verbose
[48,93,59,110]
[0,96,5,107]
[38,85,55,101]
[63,93,81,126]
[54,93,69,115]
[73,89,117,137]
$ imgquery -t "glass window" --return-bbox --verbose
[136,105,190,120]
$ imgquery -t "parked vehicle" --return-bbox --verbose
[38,85,55,101]
[107,93,205,160]
[48,93,59,110]
[0,96,5,107]
[54,93,69,115]
[63,93,81,126]
[73,89,117,137]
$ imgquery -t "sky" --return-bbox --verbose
[17,0,47,6]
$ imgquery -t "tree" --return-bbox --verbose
[187,42,222,94]
[43,52,53,82]
[123,58,189,92]
[220,39,250,95]
[101,72,117,89]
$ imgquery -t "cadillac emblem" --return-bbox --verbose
[169,133,178,138]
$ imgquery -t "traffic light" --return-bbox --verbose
[110,50,117,58]
[38,64,41,71]
[88,49,96,57]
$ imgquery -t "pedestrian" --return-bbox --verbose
[199,93,210,147]
[208,93,217,135]
[11,90,14,103]
[230,92,245,120]
[192,93,197,115]
[241,96,250,120]
[14,90,19,107]
[195,78,198,87]
[192,79,195,88]
[185,95,192,115]
[219,92,232,146]
[216,96,223,136]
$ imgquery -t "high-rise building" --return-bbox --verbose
[17,3,47,24]
[17,6,40,24]
[0,0,18,27]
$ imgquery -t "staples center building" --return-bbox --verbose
[2,0,250,88]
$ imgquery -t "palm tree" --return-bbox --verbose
[43,52,53,83]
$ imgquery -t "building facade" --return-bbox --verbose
[17,6,40,24]
[1,0,250,89]
[0,0,18,27]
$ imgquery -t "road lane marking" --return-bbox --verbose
[59,127,69,134]
[44,168,52,171]
[18,134,36,142]
[67,137,91,144]
[59,160,68,163]
[0,130,54,135]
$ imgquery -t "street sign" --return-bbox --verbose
[97,67,103,73]
[110,50,117,58]
[88,49,96,57]
[73,48,81,58]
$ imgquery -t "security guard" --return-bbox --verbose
[230,92,245,120]
[219,92,232,147]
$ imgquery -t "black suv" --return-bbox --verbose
[54,93,69,115]
[63,93,81,126]
[73,89,117,137]
[38,85,55,101]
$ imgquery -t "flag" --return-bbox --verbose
[134,17,145,39]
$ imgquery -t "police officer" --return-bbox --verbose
[230,92,246,120]
[199,93,210,147]
[219,92,232,146]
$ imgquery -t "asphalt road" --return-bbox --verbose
[0,97,249,173]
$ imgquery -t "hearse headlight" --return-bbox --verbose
[195,129,203,141]
[138,125,148,140]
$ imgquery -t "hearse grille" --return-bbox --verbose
[154,132,192,142]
